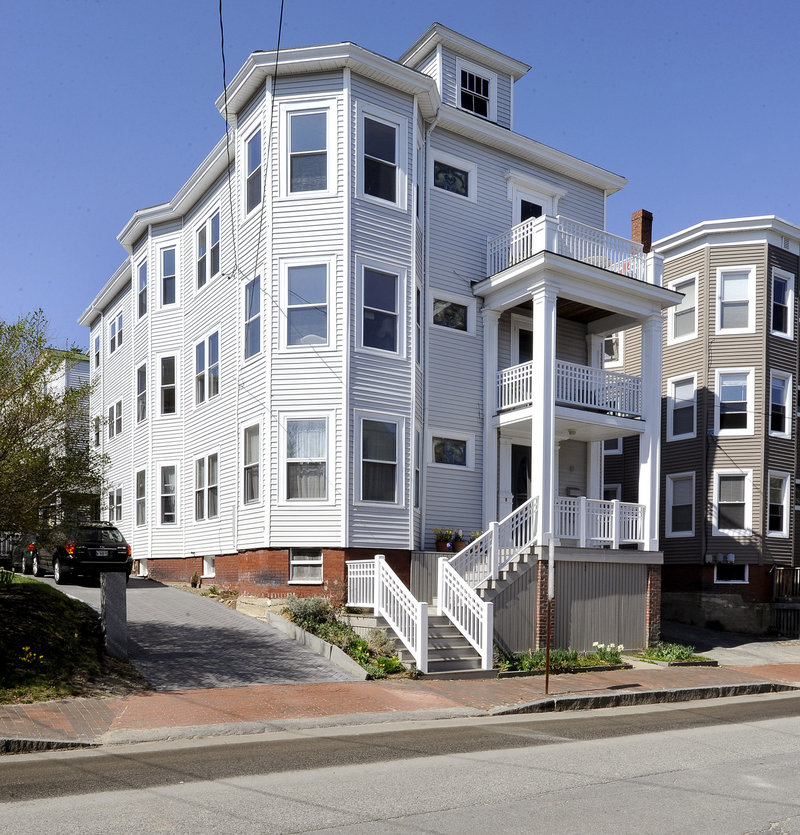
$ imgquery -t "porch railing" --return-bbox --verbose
[438,558,493,670]
[486,214,647,282]
[449,496,538,588]
[346,555,428,673]
[554,496,645,547]
[774,567,800,599]
[497,360,642,417]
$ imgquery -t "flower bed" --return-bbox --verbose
[496,642,632,675]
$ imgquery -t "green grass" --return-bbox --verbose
[0,574,118,703]
[639,642,709,663]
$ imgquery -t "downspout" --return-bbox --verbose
[342,68,352,550]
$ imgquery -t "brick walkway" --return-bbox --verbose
[2,663,797,749]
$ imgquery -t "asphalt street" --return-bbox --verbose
[3,694,800,833]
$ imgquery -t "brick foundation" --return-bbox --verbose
[533,560,553,651]
[645,564,661,646]
[141,547,411,606]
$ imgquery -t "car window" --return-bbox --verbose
[79,527,125,544]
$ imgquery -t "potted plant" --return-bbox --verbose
[433,528,453,552]
[452,529,468,552]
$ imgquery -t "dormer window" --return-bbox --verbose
[456,58,496,122]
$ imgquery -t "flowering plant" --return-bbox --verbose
[468,530,483,543]
[592,641,624,664]
[433,527,454,543]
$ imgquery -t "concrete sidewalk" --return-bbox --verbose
[3,661,799,753]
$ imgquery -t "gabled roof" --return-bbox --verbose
[399,22,530,80]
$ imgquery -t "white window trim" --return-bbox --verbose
[715,265,756,335]
[430,289,477,337]
[279,255,335,351]
[278,410,335,506]
[665,471,695,538]
[429,149,477,203]
[157,352,179,417]
[355,410,405,507]
[455,56,497,122]
[243,125,263,219]
[603,483,622,501]
[769,370,792,439]
[767,470,791,538]
[603,331,624,369]
[505,171,566,223]
[194,210,221,292]
[428,430,475,471]
[136,259,148,320]
[109,310,123,356]
[356,257,405,358]
[356,102,408,212]
[279,99,337,200]
[108,400,123,439]
[194,451,220,523]
[136,362,147,424]
[288,548,324,585]
[713,564,749,584]
[93,333,101,371]
[157,461,179,527]
[667,372,697,442]
[194,328,221,407]
[243,274,262,362]
[712,468,753,537]
[771,267,795,339]
[158,241,179,308]
[135,469,147,528]
[202,556,216,579]
[667,273,698,345]
[241,421,263,508]
[714,367,755,436]
[107,486,123,523]
[603,437,622,455]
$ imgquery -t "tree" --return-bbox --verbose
[0,311,105,533]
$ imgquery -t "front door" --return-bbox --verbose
[511,444,531,510]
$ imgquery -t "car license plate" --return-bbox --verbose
[96,549,108,557]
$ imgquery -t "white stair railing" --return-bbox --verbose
[449,496,538,588]
[438,558,493,670]
[346,555,428,673]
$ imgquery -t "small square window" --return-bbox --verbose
[433,160,469,197]
[433,299,468,332]
[432,436,468,467]
[714,563,748,584]
[290,548,323,583]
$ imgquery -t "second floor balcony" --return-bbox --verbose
[498,359,643,418]
[487,215,657,284]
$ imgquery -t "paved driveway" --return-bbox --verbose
[40,577,360,690]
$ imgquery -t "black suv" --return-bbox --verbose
[10,533,38,574]
[32,523,132,585]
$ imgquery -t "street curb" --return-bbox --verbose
[487,682,798,715]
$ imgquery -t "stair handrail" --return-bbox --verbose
[448,496,538,588]
[438,558,493,670]
[347,555,428,673]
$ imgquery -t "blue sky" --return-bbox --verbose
[3,0,799,349]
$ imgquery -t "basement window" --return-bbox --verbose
[713,563,748,584]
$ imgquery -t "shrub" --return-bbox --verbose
[641,642,695,662]
[281,595,336,631]
[365,626,395,657]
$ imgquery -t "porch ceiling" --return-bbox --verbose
[497,408,643,442]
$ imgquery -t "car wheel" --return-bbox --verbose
[53,557,67,585]
[32,554,43,577]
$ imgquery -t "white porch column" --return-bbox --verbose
[482,308,501,527]
[530,286,557,543]
[586,333,605,499]
[639,314,663,550]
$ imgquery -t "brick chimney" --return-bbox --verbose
[632,209,653,253]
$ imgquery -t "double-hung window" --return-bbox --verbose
[362,267,398,353]
[94,335,100,369]
[195,332,219,404]
[772,268,794,338]
[136,363,147,423]
[767,472,790,537]
[244,276,261,359]
[288,110,327,193]
[716,266,755,333]
[245,130,262,214]
[197,212,220,289]
[669,275,697,342]
[770,371,792,437]
[361,418,398,503]
[136,470,146,526]
[666,473,694,537]
[243,425,260,504]
[109,313,123,354]
[363,116,397,204]
[160,465,177,524]
[137,261,147,318]
[286,418,327,500]
[286,263,328,347]
[108,487,122,522]
[716,369,753,435]
[195,453,219,521]
[94,416,101,447]
[161,247,176,306]
[668,375,696,441]
[603,333,623,367]
[160,356,176,415]
[108,400,122,439]
[713,470,751,535]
